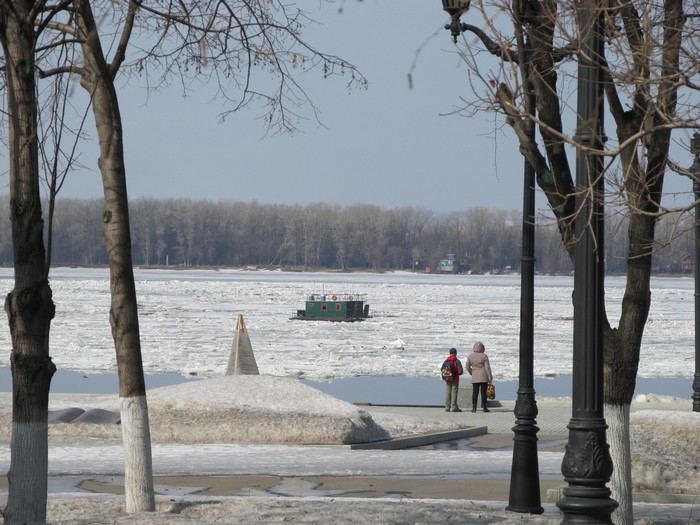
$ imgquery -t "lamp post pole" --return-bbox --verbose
[506,117,543,514]
[439,0,542,513]
[690,132,700,413]
[556,0,617,522]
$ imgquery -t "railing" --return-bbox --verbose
[305,293,365,302]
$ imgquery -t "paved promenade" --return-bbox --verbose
[362,397,693,439]
[362,399,572,439]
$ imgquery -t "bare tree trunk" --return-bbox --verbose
[0,5,56,522]
[75,0,155,512]
[604,218,655,524]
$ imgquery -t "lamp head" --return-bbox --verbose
[442,0,471,42]
[442,0,471,18]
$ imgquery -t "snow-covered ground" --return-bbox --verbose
[0,267,694,382]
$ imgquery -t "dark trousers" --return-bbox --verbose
[472,382,488,408]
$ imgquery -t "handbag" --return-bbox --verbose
[486,383,496,400]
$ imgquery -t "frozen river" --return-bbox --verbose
[0,267,696,401]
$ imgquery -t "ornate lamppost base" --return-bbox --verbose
[557,420,617,524]
[507,390,544,514]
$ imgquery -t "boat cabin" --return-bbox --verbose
[292,293,370,322]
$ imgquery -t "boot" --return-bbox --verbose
[471,405,477,413]
[483,406,490,413]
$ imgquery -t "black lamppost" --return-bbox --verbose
[440,0,542,514]
[556,0,617,522]
[690,132,700,413]
[506,142,544,514]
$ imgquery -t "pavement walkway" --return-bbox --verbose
[361,397,692,438]
[361,399,570,439]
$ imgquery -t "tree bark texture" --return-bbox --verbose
[75,0,155,512]
[606,404,632,525]
[0,4,56,522]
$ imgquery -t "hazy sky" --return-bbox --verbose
[1,1,696,214]
[42,1,531,213]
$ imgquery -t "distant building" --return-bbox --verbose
[437,254,457,273]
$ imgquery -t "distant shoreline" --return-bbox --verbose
[0,264,694,279]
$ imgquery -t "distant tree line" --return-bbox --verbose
[0,195,693,274]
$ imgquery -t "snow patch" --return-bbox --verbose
[630,410,700,494]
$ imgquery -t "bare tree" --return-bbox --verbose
[2,0,366,517]
[72,0,157,510]
[0,4,55,523]
[440,0,699,522]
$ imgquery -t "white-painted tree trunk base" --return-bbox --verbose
[120,396,155,512]
[5,422,49,523]
[606,403,632,525]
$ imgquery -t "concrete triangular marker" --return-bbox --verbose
[226,314,259,375]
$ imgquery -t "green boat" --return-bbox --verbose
[291,293,370,322]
